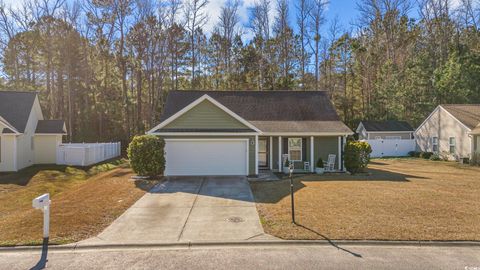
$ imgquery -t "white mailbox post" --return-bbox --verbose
[32,193,51,239]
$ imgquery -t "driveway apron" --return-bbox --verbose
[86,176,268,244]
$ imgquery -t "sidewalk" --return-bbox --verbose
[1,241,479,270]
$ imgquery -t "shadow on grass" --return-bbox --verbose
[295,224,362,258]
[30,238,48,270]
[0,158,125,187]
[252,167,428,204]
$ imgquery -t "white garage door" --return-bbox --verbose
[164,139,249,176]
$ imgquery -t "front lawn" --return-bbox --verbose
[0,160,157,246]
[250,158,480,241]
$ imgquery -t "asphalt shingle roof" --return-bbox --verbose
[158,90,352,133]
[441,104,480,130]
[0,91,37,133]
[35,120,66,134]
[360,120,414,132]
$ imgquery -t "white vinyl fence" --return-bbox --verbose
[56,142,121,166]
[362,139,416,158]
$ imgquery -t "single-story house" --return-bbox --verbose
[415,104,480,160]
[147,90,353,176]
[0,91,66,172]
[356,120,414,140]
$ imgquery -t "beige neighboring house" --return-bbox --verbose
[415,104,480,160]
[0,91,66,172]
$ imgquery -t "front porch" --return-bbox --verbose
[253,135,347,176]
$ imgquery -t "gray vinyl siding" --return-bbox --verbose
[163,100,249,130]
[158,135,255,175]
[314,136,340,169]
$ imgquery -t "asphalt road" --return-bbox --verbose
[1,244,479,270]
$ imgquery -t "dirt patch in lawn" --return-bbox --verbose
[0,162,158,246]
[250,158,480,241]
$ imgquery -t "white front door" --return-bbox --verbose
[164,139,249,176]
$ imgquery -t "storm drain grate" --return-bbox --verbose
[226,216,245,223]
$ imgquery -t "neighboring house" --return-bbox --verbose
[356,120,415,157]
[147,90,353,176]
[0,91,66,172]
[472,124,480,162]
[415,104,480,160]
[356,120,414,140]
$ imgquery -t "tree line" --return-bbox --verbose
[0,0,478,143]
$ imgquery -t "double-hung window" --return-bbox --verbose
[449,137,456,154]
[432,137,438,153]
[288,138,302,161]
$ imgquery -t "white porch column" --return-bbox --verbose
[269,136,273,170]
[338,136,342,171]
[278,136,282,172]
[255,135,259,175]
[310,136,314,172]
[342,136,347,172]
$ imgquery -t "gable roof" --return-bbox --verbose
[35,120,66,134]
[0,91,37,133]
[441,104,480,130]
[155,90,352,134]
[360,120,414,132]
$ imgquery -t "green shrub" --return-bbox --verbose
[420,152,433,159]
[284,157,290,167]
[408,151,421,157]
[430,154,441,161]
[344,141,372,174]
[127,135,165,177]
[316,158,324,168]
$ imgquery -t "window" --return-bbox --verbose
[449,137,456,154]
[432,137,438,152]
[288,138,302,161]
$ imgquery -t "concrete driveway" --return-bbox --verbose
[84,176,272,244]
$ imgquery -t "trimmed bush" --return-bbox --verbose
[344,141,372,174]
[408,151,421,157]
[316,158,324,168]
[127,135,165,177]
[420,152,433,159]
[430,154,441,161]
[284,157,290,167]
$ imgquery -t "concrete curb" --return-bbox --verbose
[1,240,480,253]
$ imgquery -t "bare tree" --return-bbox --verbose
[184,0,208,87]
[217,0,240,89]
[250,0,271,90]
[308,0,327,90]
[296,0,311,89]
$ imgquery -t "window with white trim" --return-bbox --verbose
[449,137,456,154]
[288,138,302,161]
[432,137,438,152]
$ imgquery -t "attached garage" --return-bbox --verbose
[164,139,249,176]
